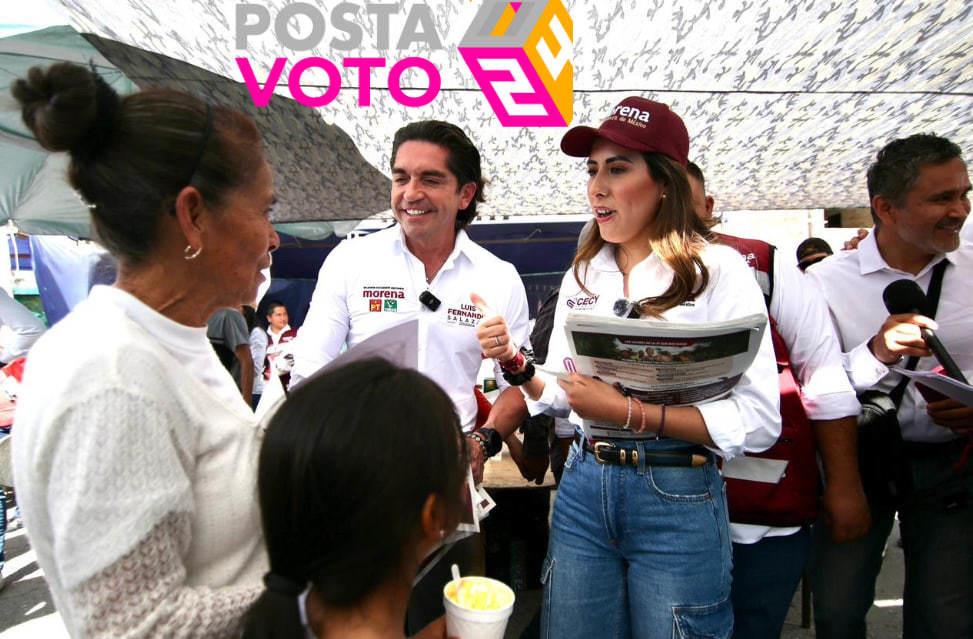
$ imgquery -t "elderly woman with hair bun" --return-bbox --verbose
[11,62,279,637]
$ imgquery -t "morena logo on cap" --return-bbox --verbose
[611,105,652,123]
[560,96,689,166]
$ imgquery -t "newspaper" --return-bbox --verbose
[895,368,973,407]
[558,312,767,439]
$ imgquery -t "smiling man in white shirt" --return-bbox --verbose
[807,133,973,639]
[290,120,531,634]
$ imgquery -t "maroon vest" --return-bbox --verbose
[716,233,820,527]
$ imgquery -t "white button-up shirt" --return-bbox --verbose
[527,242,781,460]
[291,226,530,432]
[807,232,973,442]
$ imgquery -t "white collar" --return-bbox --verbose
[859,230,953,277]
[588,243,665,274]
[392,227,484,270]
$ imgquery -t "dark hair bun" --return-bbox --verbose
[10,62,118,156]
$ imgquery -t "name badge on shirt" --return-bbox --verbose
[565,294,599,310]
[445,302,483,327]
[362,286,406,313]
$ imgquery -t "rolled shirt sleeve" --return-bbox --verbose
[694,248,781,459]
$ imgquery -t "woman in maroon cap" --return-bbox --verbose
[474,97,780,638]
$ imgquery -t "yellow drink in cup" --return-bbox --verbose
[443,576,515,639]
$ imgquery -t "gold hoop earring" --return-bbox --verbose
[184,244,203,260]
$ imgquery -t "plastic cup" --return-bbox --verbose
[442,576,515,639]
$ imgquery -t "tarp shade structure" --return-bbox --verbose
[51,0,973,218]
[83,34,391,227]
[0,26,389,239]
[0,26,135,236]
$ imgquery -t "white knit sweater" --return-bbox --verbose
[13,286,267,637]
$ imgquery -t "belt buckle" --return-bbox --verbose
[593,441,616,464]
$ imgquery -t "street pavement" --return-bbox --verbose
[1,505,906,638]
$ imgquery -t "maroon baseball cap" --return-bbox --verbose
[560,97,689,166]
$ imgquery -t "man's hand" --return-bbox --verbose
[467,434,485,484]
[821,481,871,543]
[506,434,549,485]
[870,313,937,364]
[927,398,973,435]
[471,293,516,363]
[843,228,869,251]
[557,373,626,423]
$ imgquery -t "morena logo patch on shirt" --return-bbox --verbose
[363,285,405,312]
[565,294,599,309]
[445,302,483,327]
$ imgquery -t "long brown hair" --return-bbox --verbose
[572,153,713,317]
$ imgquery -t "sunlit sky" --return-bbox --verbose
[0,0,69,38]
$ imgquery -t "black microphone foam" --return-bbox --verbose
[882,279,928,316]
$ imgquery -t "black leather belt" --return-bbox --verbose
[574,435,710,468]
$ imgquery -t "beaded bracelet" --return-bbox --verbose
[467,432,489,459]
[633,397,646,433]
[624,395,633,430]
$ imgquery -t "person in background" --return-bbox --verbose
[262,301,297,385]
[242,358,465,639]
[0,290,45,590]
[688,161,868,638]
[207,306,254,401]
[243,305,266,408]
[795,237,835,272]
[475,97,780,638]
[11,61,278,636]
[0,289,46,365]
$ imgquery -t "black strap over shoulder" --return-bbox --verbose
[889,259,948,406]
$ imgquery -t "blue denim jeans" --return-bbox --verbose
[541,439,733,639]
[811,440,973,639]
[731,527,811,638]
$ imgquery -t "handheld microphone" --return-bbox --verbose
[882,279,968,383]
[419,290,441,311]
